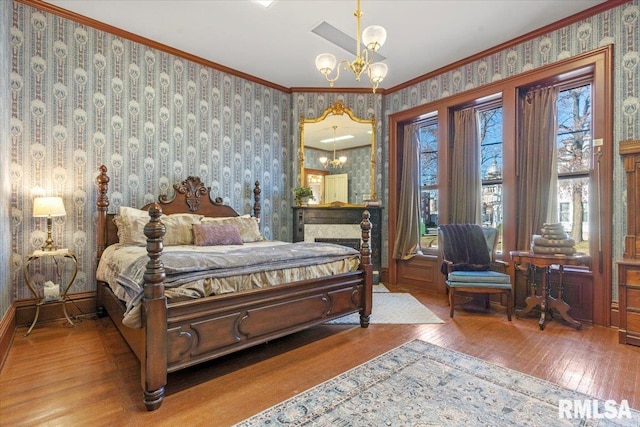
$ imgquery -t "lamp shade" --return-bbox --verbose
[33,197,66,218]
[369,62,388,84]
[362,25,387,51]
[315,53,337,75]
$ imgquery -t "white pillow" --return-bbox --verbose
[114,207,203,246]
[113,207,149,245]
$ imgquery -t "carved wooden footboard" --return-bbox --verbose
[95,166,373,411]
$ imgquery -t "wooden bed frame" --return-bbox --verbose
[95,165,373,411]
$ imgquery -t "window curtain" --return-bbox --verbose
[450,108,481,224]
[392,123,421,260]
[516,86,559,250]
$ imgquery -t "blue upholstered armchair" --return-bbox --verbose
[438,224,513,320]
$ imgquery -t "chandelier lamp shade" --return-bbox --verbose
[33,196,66,251]
[315,0,388,93]
[319,126,348,169]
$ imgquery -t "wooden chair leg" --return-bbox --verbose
[505,289,512,321]
[449,288,455,318]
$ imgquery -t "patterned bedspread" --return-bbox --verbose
[96,241,361,328]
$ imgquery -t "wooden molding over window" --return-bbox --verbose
[619,139,640,156]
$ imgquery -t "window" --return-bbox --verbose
[556,82,592,254]
[478,104,504,251]
[418,117,438,249]
[559,202,570,222]
[389,47,611,323]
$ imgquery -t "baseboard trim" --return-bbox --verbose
[0,304,16,371]
[380,267,389,284]
[610,301,619,329]
[1,292,97,372]
[14,291,97,327]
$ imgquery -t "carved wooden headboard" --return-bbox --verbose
[96,165,261,258]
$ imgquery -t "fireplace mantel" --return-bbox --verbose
[292,206,382,281]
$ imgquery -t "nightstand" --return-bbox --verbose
[23,248,78,336]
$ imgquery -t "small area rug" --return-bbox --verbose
[326,286,444,325]
[372,283,389,293]
[235,339,639,426]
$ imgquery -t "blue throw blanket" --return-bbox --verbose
[439,224,491,275]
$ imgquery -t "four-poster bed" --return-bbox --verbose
[95,165,374,410]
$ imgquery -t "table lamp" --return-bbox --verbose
[33,196,66,251]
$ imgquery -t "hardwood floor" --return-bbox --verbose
[1,284,639,426]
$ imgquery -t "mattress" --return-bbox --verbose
[96,240,361,328]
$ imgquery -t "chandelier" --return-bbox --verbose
[315,0,388,93]
[319,126,347,168]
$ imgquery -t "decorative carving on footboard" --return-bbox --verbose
[163,279,363,370]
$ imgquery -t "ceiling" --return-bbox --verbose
[42,0,607,91]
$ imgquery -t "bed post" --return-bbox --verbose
[359,210,373,327]
[253,180,261,222]
[142,204,168,411]
[96,165,110,260]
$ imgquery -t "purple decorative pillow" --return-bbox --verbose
[201,215,264,242]
[192,224,243,246]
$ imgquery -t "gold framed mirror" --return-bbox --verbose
[299,101,376,205]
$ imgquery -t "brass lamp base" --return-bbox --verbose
[41,217,59,251]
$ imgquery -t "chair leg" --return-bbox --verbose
[449,288,455,318]
[485,294,490,309]
[505,290,512,321]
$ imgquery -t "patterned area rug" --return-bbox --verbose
[326,291,444,325]
[235,339,639,426]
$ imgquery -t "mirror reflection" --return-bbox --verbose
[299,101,376,205]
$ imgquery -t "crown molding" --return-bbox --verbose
[16,0,629,97]
[385,0,629,94]
[17,0,292,93]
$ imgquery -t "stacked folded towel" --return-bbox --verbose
[531,223,576,255]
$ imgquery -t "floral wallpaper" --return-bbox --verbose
[9,4,290,300]
[1,1,12,318]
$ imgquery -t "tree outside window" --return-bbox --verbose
[556,83,591,254]
[479,105,504,251]
[559,202,570,222]
[418,119,438,249]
